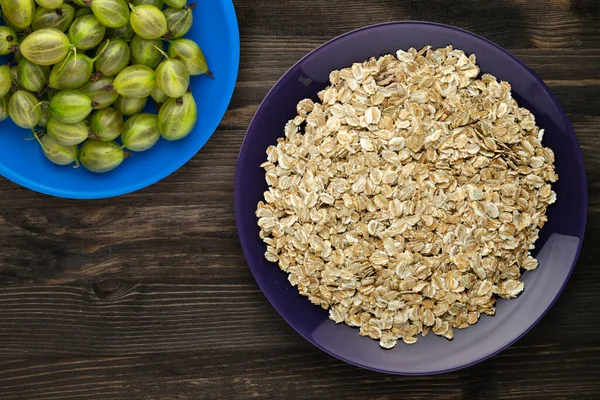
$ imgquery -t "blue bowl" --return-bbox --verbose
[235,22,587,375]
[0,0,240,199]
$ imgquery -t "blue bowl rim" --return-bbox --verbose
[234,21,588,375]
[0,0,241,200]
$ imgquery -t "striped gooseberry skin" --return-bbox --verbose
[158,92,197,141]
[121,113,160,152]
[17,58,50,92]
[155,58,189,99]
[1,0,35,30]
[114,96,148,117]
[47,118,89,146]
[95,39,131,77]
[39,134,79,166]
[130,35,163,68]
[164,6,193,39]
[112,65,156,99]
[8,90,41,129]
[129,4,168,40]
[89,107,124,142]
[91,0,130,29]
[20,28,71,66]
[79,139,125,173]
[31,4,75,32]
[168,38,211,76]
[68,15,106,50]
[49,90,95,124]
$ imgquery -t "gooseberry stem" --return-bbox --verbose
[30,101,47,113]
[57,45,78,73]
[30,130,49,153]
[92,39,111,63]
[152,45,169,60]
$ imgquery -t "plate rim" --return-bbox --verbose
[235,20,588,375]
[0,0,241,200]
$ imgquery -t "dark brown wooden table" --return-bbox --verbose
[1,1,599,399]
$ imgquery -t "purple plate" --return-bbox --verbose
[234,22,587,375]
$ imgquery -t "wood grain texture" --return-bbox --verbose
[1,0,600,399]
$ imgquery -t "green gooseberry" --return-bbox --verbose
[129,4,168,40]
[49,90,96,123]
[39,133,79,166]
[130,35,163,68]
[89,107,123,141]
[68,15,106,50]
[31,4,75,32]
[95,39,131,77]
[17,58,50,93]
[47,118,89,146]
[121,113,160,152]
[80,76,119,109]
[8,90,41,129]
[114,95,147,117]
[89,0,130,28]
[168,38,212,77]
[20,28,71,66]
[0,0,35,30]
[111,65,156,98]
[0,26,18,56]
[158,92,197,141]
[155,56,189,99]
[79,139,126,173]
[0,65,12,98]
[164,5,194,39]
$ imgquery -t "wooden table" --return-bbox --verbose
[1,1,599,399]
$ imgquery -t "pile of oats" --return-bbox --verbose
[256,46,558,349]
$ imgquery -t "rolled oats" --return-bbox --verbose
[256,46,558,348]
